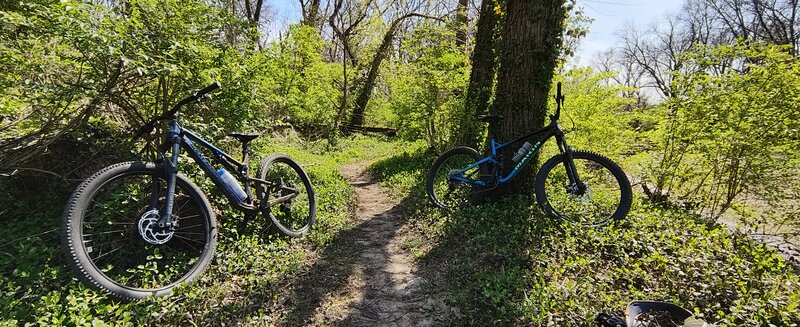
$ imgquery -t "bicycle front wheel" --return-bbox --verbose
[534,151,632,227]
[61,162,217,300]
[426,146,483,209]
[256,154,316,237]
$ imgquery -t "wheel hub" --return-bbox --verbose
[273,178,297,211]
[138,209,174,245]
[566,183,587,196]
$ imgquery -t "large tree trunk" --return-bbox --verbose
[347,22,399,127]
[451,0,500,149]
[489,0,567,190]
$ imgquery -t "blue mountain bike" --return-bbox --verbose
[426,83,631,226]
[61,82,316,300]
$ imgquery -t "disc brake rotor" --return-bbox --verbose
[138,209,174,245]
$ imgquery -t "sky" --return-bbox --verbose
[575,0,685,65]
[268,0,685,66]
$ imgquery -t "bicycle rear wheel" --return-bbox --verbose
[426,146,483,209]
[61,162,216,300]
[256,154,316,237]
[534,151,631,227]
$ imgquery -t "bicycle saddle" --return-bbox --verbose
[477,114,503,123]
[227,132,259,143]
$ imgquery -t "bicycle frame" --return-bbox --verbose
[449,118,583,189]
[156,119,266,228]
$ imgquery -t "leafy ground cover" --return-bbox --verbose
[3,135,798,326]
[369,141,800,326]
[0,134,401,326]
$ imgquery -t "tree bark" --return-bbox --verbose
[452,0,500,149]
[455,0,469,48]
[300,0,322,28]
[348,13,441,127]
[242,0,265,47]
[489,0,567,190]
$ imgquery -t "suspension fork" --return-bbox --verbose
[555,132,586,193]
[157,120,181,229]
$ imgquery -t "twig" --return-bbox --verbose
[0,227,59,248]
[3,167,82,182]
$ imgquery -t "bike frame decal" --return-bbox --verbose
[448,121,561,187]
[499,141,542,183]
[165,121,249,205]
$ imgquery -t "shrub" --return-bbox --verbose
[644,42,800,221]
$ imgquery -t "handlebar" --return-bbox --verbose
[557,82,562,98]
[133,82,221,138]
[196,81,221,98]
[553,82,565,121]
[170,81,221,115]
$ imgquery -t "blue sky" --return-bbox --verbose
[576,0,685,64]
[268,0,684,65]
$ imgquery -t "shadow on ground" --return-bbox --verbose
[365,145,554,325]
[283,199,409,326]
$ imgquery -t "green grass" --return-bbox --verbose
[0,133,402,325]
[368,143,800,326]
[4,135,799,326]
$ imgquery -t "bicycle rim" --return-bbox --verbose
[541,156,623,226]
[262,158,313,234]
[430,153,481,208]
[78,170,212,291]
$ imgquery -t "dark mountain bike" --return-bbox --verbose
[61,82,316,300]
[426,83,632,227]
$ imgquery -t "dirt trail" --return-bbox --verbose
[286,161,457,326]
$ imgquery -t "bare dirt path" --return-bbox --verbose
[284,161,457,326]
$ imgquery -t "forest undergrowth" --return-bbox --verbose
[0,134,401,325]
[369,141,800,326]
[1,133,798,325]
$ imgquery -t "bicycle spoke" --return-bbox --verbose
[175,231,207,236]
[176,214,200,221]
[91,244,128,263]
[174,222,204,230]
[67,166,214,294]
[87,235,138,252]
[82,221,135,226]
[83,229,130,237]
[171,235,204,251]
[541,155,625,226]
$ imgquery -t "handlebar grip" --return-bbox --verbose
[195,81,221,99]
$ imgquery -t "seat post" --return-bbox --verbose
[240,141,250,166]
[227,133,259,164]
[240,140,252,201]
